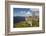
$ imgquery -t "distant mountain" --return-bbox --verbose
[13,16,25,24]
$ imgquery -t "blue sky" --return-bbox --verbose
[13,8,39,16]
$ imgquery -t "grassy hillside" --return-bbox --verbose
[13,16,39,28]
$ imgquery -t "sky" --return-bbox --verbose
[13,8,39,16]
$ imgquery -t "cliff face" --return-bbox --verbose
[32,16,39,21]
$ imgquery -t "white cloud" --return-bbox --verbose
[30,8,39,11]
[26,11,31,15]
[20,11,26,14]
[25,11,32,16]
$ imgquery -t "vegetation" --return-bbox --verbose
[14,18,39,28]
[32,19,39,27]
[14,21,31,28]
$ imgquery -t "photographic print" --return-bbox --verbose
[5,1,45,35]
[10,5,43,32]
[13,8,39,28]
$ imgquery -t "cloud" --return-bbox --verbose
[26,11,31,14]
[25,11,32,16]
[14,8,39,16]
[20,11,26,14]
[30,8,39,11]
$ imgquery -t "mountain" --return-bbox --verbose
[13,16,25,24]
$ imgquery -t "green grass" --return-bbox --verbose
[13,17,39,28]
[14,19,39,28]
[32,19,39,27]
[15,21,31,28]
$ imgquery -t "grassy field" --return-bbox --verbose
[15,21,31,28]
[13,17,39,28]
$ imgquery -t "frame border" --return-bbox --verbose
[5,1,45,36]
